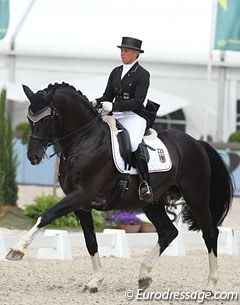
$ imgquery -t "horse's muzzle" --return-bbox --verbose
[27,152,43,165]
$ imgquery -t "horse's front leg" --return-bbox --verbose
[6,190,90,260]
[6,217,42,260]
[75,210,104,293]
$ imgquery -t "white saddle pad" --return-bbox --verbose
[103,116,172,175]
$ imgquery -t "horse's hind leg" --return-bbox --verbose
[191,206,219,292]
[75,210,104,293]
[203,225,219,292]
[138,200,178,290]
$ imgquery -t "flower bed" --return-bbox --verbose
[112,211,142,233]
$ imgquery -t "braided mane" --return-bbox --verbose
[31,82,98,116]
[40,82,85,97]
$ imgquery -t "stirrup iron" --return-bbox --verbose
[138,181,153,202]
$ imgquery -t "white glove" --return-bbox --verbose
[101,101,113,112]
[90,99,98,107]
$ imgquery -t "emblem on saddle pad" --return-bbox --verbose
[157,148,166,163]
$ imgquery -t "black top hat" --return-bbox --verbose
[117,37,144,53]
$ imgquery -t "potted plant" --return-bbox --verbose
[137,213,156,233]
[113,211,142,233]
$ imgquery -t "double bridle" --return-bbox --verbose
[28,102,59,149]
[27,102,101,157]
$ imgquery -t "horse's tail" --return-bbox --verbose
[182,140,234,231]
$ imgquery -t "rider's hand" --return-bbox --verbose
[90,99,98,107]
[101,101,113,112]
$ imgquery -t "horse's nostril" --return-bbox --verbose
[33,155,40,163]
[28,153,41,165]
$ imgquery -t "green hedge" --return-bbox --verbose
[15,121,31,145]
[24,195,79,227]
[228,130,240,143]
[24,194,105,229]
[0,88,18,206]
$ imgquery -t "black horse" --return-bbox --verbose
[6,83,233,293]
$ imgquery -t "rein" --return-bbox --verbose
[49,114,101,158]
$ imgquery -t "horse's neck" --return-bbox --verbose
[60,100,96,133]
[58,112,103,158]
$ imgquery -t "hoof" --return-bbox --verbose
[82,286,98,293]
[5,249,25,261]
[138,277,152,290]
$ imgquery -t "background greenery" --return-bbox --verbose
[228,130,240,143]
[0,88,18,207]
[23,194,106,230]
[15,121,31,145]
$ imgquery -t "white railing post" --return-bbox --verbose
[36,229,73,260]
[0,231,7,260]
[218,227,239,255]
[99,229,130,258]
[1,227,238,261]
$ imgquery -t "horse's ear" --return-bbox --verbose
[22,85,34,101]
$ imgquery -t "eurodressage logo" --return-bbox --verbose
[157,148,166,163]
[125,289,239,303]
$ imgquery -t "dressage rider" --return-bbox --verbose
[92,36,158,202]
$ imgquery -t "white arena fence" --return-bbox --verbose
[0,226,239,261]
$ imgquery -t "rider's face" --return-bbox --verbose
[120,48,139,64]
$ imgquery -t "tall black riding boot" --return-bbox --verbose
[133,147,153,203]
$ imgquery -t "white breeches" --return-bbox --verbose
[113,111,146,152]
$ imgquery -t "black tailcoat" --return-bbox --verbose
[96,62,159,128]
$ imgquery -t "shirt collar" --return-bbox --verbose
[122,59,138,70]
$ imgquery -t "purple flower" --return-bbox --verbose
[113,211,142,225]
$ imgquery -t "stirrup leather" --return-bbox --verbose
[138,181,153,201]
